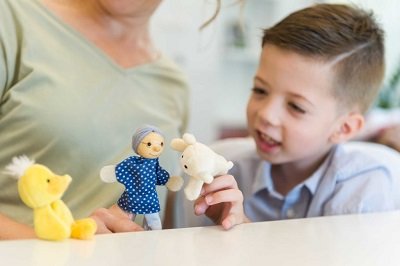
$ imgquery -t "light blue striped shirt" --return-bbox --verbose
[173,138,400,228]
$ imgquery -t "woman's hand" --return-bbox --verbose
[376,125,400,152]
[90,204,143,234]
[193,175,250,230]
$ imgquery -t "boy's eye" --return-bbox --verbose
[288,102,306,114]
[252,87,267,95]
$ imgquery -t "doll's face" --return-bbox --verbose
[137,132,164,159]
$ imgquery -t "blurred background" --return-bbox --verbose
[152,0,400,144]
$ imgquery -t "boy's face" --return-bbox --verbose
[247,44,348,166]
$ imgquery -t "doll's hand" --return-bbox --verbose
[193,175,250,230]
[166,175,184,191]
[100,165,117,183]
[90,204,143,234]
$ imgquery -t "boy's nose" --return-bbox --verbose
[258,98,281,126]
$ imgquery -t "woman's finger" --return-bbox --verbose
[107,218,144,233]
[90,215,113,234]
[91,207,143,233]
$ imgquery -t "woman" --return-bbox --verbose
[0,0,188,239]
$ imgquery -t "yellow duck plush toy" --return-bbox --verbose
[5,155,97,241]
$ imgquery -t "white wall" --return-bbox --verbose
[152,0,400,144]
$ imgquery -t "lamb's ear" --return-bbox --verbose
[170,138,188,152]
[182,133,196,145]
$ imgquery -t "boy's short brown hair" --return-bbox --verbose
[262,4,385,113]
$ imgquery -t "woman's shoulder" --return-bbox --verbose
[0,0,41,17]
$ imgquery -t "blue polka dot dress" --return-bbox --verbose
[115,156,170,214]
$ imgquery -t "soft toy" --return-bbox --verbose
[170,133,234,201]
[100,125,183,230]
[4,155,97,241]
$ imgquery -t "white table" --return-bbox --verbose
[1,211,400,266]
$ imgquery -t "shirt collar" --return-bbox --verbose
[251,161,271,195]
[251,147,336,196]
[304,146,337,194]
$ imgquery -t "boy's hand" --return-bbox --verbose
[193,175,250,230]
[90,204,143,234]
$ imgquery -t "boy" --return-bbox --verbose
[172,4,400,229]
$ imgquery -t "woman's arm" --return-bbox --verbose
[0,213,36,240]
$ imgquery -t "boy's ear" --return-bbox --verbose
[329,112,364,143]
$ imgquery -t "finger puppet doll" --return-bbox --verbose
[4,155,97,241]
[170,133,234,201]
[100,125,183,230]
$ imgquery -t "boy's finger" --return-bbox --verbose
[202,175,238,195]
[221,213,241,230]
[194,197,209,215]
[205,189,243,206]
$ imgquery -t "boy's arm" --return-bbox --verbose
[0,213,36,240]
[194,175,251,230]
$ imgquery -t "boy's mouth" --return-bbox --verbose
[259,131,280,144]
[257,131,281,152]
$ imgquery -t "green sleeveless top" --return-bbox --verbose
[0,0,189,224]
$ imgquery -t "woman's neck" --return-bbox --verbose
[41,0,159,68]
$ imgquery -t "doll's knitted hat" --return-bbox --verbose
[132,125,163,154]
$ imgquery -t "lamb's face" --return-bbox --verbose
[180,144,214,178]
[180,146,198,177]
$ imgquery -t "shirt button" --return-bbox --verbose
[286,209,295,218]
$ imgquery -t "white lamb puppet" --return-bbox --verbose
[170,133,234,201]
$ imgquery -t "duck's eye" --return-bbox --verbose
[147,142,152,147]
[46,179,50,183]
